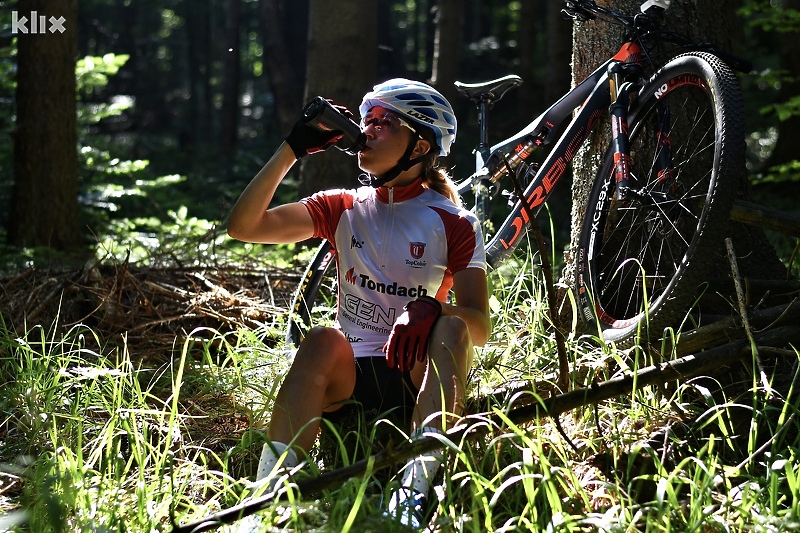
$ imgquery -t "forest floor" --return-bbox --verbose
[2,249,800,530]
[0,260,300,362]
[0,260,302,480]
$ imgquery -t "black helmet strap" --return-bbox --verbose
[360,134,433,188]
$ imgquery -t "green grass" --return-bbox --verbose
[1,251,799,532]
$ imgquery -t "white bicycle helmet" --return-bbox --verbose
[360,78,457,156]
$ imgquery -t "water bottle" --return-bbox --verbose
[301,96,367,155]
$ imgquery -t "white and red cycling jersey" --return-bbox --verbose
[301,177,487,358]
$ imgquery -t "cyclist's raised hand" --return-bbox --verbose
[384,295,442,372]
[285,101,351,159]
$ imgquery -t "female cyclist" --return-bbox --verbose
[227,78,491,528]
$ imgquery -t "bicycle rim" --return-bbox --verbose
[577,52,744,346]
[285,240,338,347]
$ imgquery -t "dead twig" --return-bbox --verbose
[726,238,771,393]
[505,156,570,392]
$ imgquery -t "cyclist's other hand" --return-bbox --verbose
[383,295,442,372]
[285,120,343,159]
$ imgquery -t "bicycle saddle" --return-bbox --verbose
[454,75,523,105]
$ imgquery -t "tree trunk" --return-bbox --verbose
[558,0,787,330]
[517,0,540,114]
[9,0,80,251]
[260,0,304,136]
[298,0,378,198]
[202,3,214,145]
[180,0,211,154]
[545,0,573,106]
[220,0,241,162]
[429,0,463,107]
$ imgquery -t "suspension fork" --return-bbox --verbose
[609,69,676,201]
[608,62,637,201]
[608,50,680,202]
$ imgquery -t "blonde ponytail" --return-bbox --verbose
[421,160,461,206]
[418,127,462,206]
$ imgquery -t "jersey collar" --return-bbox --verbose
[376,177,425,204]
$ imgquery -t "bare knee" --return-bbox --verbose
[295,327,353,367]
[429,316,472,358]
[288,326,354,400]
[301,326,348,346]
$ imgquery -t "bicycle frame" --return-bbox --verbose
[460,41,648,268]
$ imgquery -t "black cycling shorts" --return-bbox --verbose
[321,356,419,431]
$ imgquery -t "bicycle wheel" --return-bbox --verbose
[576,52,744,346]
[285,240,338,347]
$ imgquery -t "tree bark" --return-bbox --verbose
[298,0,378,198]
[259,0,303,136]
[9,0,80,251]
[429,0,463,107]
[220,0,241,162]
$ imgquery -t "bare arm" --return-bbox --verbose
[227,142,316,244]
[444,268,492,347]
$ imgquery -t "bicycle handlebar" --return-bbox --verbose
[563,0,670,23]
[562,0,635,26]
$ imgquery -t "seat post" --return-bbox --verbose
[474,98,493,231]
[453,75,523,231]
[477,99,491,166]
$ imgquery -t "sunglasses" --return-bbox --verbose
[360,112,418,136]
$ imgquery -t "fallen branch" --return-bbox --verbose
[671,299,800,356]
[171,324,800,533]
[705,278,800,299]
[730,199,800,237]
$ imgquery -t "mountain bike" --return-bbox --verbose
[285,0,749,349]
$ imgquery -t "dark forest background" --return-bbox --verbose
[1,0,798,269]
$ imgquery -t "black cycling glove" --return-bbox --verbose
[285,100,353,159]
[285,120,342,159]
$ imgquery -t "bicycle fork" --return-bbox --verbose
[608,62,636,201]
[609,62,676,203]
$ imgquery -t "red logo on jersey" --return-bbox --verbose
[345,267,357,284]
[409,242,426,259]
